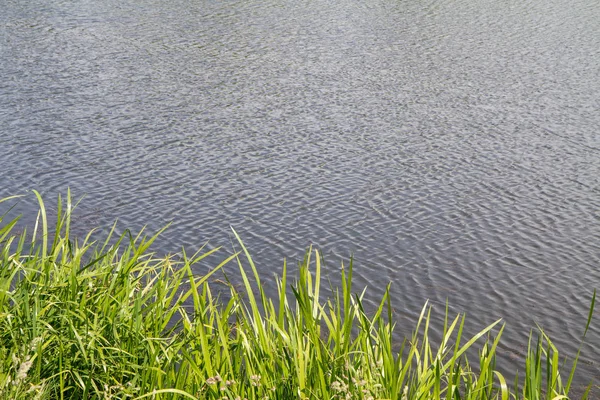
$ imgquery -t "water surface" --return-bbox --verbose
[1,0,600,388]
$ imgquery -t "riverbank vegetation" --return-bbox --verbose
[0,191,595,399]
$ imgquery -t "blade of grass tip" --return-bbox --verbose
[215,299,236,373]
[494,371,509,400]
[230,229,272,358]
[524,334,532,398]
[65,188,72,244]
[187,244,220,265]
[443,300,449,343]
[386,282,393,329]
[0,215,20,244]
[177,252,238,307]
[302,248,312,301]
[584,289,596,337]
[566,289,596,394]
[182,246,232,306]
[313,249,321,319]
[182,247,202,313]
[0,195,23,231]
[231,227,268,308]
[413,301,429,343]
[33,190,48,261]
[136,223,171,255]
[423,305,431,360]
[534,334,542,398]
[0,194,23,205]
[438,315,460,360]
[547,333,560,397]
[78,227,97,252]
[278,258,288,328]
[442,318,502,372]
[341,259,357,353]
[580,382,593,400]
[63,191,76,260]
[475,324,505,393]
[16,225,27,255]
[53,192,62,253]
[98,220,118,255]
[32,207,40,246]
[370,283,391,328]
[525,334,535,399]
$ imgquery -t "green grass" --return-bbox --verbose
[0,191,595,399]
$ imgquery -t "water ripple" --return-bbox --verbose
[1,0,600,389]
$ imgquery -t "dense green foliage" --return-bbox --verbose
[0,192,595,399]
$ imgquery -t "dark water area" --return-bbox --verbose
[1,0,600,390]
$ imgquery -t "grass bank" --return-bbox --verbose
[0,191,595,399]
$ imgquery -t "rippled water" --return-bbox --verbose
[2,0,600,387]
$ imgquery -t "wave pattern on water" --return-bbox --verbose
[1,0,600,386]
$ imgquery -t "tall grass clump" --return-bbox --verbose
[0,191,595,399]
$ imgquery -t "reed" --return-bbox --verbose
[0,191,595,399]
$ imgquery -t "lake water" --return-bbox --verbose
[1,0,599,389]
